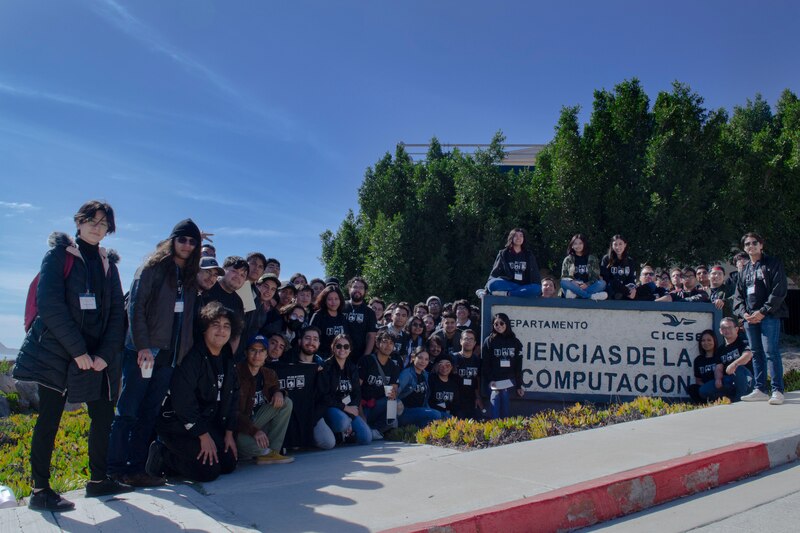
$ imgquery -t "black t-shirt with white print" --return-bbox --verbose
[358,354,400,401]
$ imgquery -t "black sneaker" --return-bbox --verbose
[145,441,165,478]
[85,477,134,498]
[28,487,75,512]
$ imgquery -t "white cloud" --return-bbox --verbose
[212,227,285,238]
[0,81,144,118]
[0,201,39,212]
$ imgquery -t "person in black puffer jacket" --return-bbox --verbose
[14,200,129,511]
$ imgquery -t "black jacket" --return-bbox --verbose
[126,257,196,365]
[14,232,124,401]
[733,254,789,319]
[600,255,636,299]
[158,342,240,438]
[489,248,541,285]
[319,357,361,410]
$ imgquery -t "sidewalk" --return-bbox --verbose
[2,393,799,532]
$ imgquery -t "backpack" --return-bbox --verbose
[24,254,75,332]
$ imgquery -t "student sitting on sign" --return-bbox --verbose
[236,335,294,465]
[687,330,731,404]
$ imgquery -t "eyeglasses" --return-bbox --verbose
[642,272,655,277]
[411,323,423,328]
[743,241,759,247]
[334,343,350,350]
[86,218,109,230]
[176,236,197,246]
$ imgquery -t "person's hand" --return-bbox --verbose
[197,433,218,465]
[387,385,398,400]
[74,354,93,370]
[201,232,214,243]
[714,299,725,310]
[138,349,154,367]
[578,282,588,290]
[516,387,525,398]
[91,357,108,372]
[254,430,269,450]
[224,430,237,460]
[748,311,764,324]
[271,392,285,409]
[475,397,485,410]
[344,405,359,417]
[628,287,637,299]
[725,362,737,376]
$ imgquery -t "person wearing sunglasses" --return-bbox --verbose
[403,317,426,367]
[734,232,789,405]
[107,218,202,488]
[320,334,372,445]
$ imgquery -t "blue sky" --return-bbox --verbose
[1,0,798,350]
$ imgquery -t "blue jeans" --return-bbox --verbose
[699,379,733,401]
[107,349,174,475]
[363,397,393,432]
[560,279,607,299]
[744,316,783,393]
[490,388,511,419]
[324,407,372,445]
[487,277,541,298]
[399,407,443,428]
[722,366,754,401]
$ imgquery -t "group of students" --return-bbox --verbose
[13,202,789,513]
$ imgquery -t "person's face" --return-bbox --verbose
[300,331,320,355]
[461,333,476,351]
[512,231,525,247]
[696,269,709,284]
[423,316,435,333]
[658,274,670,289]
[197,269,218,291]
[392,307,408,328]
[267,336,286,359]
[311,282,325,299]
[279,288,295,305]
[174,236,197,261]
[296,289,312,307]
[378,336,394,355]
[286,307,306,325]
[76,210,109,245]
[670,270,683,288]
[247,258,266,282]
[611,238,627,256]
[325,291,341,312]
[333,338,351,360]
[683,272,697,289]
[201,246,215,258]
[743,238,763,257]
[735,258,748,272]
[413,351,430,372]
[427,341,442,357]
[493,318,507,334]
[455,305,469,322]
[349,281,366,303]
[371,302,385,320]
[700,334,715,354]
[428,300,441,314]
[224,267,248,291]
[204,317,232,353]
[571,238,584,255]
[719,322,737,341]
[709,270,724,288]
[291,275,307,286]
[443,318,456,334]
[257,280,278,301]
[246,342,268,368]
[409,319,425,337]
[437,359,452,377]
[640,269,655,284]
[415,307,427,319]
[541,280,556,298]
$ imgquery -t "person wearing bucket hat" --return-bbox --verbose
[107,218,201,487]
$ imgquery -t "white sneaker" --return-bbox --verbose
[371,429,384,440]
[741,389,770,402]
[565,290,577,299]
[768,391,785,405]
[475,289,486,299]
[493,290,509,297]
[590,292,608,301]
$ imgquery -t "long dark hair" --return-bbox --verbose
[698,329,717,356]
[490,312,515,340]
[606,234,629,266]
[144,237,201,289]
[314,285,345,314]
[505,228,527,251]
[567,234,589,257]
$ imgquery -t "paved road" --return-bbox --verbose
[585,461,800,532]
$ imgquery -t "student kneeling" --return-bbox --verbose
[236,335,295,464]
[147,302,240,482]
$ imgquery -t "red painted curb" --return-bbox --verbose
[383,442,770,533]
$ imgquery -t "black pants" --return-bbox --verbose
[31,385,115,489]
[159,427,236,482]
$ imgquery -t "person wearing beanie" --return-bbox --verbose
[107,218,202,487]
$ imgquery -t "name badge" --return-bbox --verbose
[342,395,351,405]
[79,293,97,310]
[174,301,184,313]
[747,285,756,295]
[500,359,511,368]
[463,378,472,386]
[514,272,523,281]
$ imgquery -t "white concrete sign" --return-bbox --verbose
[493,304,714,400]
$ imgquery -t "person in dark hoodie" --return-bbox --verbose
[14,200,130,511]
[480,228,541,298]
[481,313,524,419]
[600,234,637,300]
[146,302,241,482]
[107,219,201,487]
